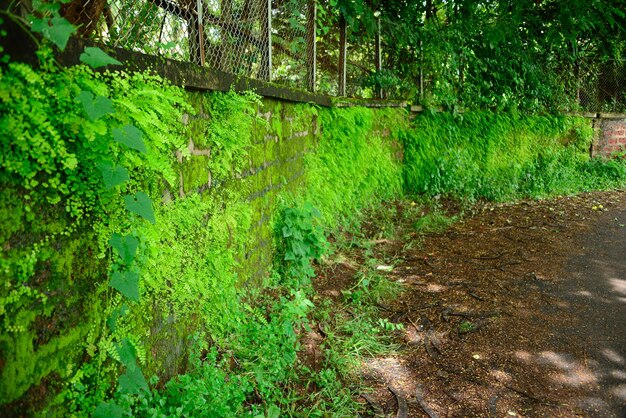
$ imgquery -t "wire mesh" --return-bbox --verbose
[578,59,626,113]
[201,0,269,78]
[65,0,194,62]
[314,17,339,96]
[63,0,313,86]
[345,42,375,98]
[270,0,313,90]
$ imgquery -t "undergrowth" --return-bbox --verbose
[300,107,407,229]
[402,111,626,201]
[81,203,405,418]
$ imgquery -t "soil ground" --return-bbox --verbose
[315,189,626,417]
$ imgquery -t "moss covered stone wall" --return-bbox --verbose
[0,64,406,413]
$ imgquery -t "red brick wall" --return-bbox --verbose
[593,118,626,157]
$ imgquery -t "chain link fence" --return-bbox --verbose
[270,0,314,90]
[52,0,389,97]
[62,0,313,88]
[577,59,626,113]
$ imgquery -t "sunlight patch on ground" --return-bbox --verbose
[609,278,626,297]
[569,285,613,303]
[513,350,532,362]
[513,350,598,387]
[425,283,446,293]
[538,351,598,387]
[489,369,513,384]
[602,348,625,365]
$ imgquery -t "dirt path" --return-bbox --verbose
[354,190,626,417]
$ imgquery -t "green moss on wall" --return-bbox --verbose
[297,107,408,229]
[0,56,409,414]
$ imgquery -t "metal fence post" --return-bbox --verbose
[196,0,205,66]
[307,0,317,92]
[260,0,272,81]
[338,15,347,96]
[188,0,205,66]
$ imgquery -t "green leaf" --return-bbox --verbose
[77,91,115,121]
[31,17,76,50]
[109,270,140,301]
[31,0,62,14]
[118,366,149,395]
[106,304,128,332]
[79,46,122,68]
[109,233,139,265]
[284,252,296,261]
[97,161,129,189]
[267,404,281,418]
[94,401,123,418]
[113,125,147,154]
[124,192,155,224]
[116,338,137,368]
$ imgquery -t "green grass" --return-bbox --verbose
[402,111,626,201]
[414,211,458,234]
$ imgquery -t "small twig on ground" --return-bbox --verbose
[447,310,500,319]
[468,292,484,301]
[445,281,465,286]
[407,316,421,332]
[413,302,440,311]
[369,238,397,245]
[471,252,504,260]
[504,384,560,406]
[375,303,395,312]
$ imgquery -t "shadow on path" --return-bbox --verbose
[556,206,626,416]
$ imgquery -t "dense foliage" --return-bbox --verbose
[317,0,626,110]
